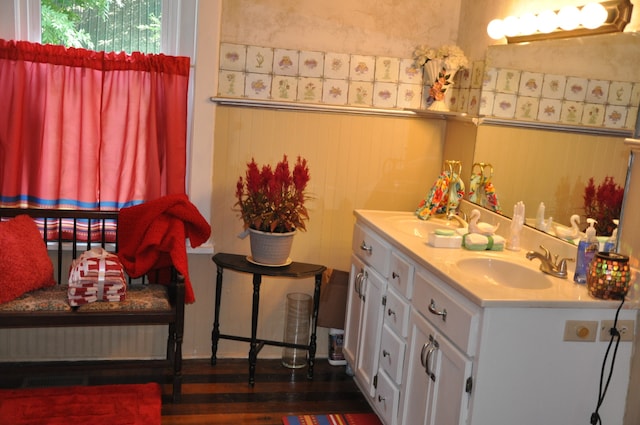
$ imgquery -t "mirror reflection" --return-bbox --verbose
[451,33,639,240]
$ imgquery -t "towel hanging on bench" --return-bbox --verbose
[117,194,211,304]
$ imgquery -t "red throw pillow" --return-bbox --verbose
[0,215,56,303]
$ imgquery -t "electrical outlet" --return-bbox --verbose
[600,320,635,342]
[563,320,598,342]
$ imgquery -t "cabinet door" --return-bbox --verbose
[354,265,386,397]
[344,255,365,369]
[401,310,472,425]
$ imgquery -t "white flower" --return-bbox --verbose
[412,44,469,71]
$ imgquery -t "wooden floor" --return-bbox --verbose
[1,358,376,425]
[160,359,375,424]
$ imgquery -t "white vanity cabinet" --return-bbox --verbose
[344,223,389,398]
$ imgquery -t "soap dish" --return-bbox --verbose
[428,230,462,248]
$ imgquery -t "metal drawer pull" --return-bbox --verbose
[425,337,439,382]
[378,395,386,402]
[392,271,399,279]
[387,308,396,318]
[420,341,431,368]
[428,298,447,322]
[382,350,390,358]
[360,241,372,253]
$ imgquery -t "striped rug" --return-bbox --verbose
[283,413,382,425]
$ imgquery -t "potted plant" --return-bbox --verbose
[235,155,311,265]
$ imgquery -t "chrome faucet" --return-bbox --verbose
[447,210,468,228]
[526,245,573,279]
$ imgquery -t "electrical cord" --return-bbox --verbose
[590,296,625,425]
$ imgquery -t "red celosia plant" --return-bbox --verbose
[235,155,311,233]
[583,176,624,236]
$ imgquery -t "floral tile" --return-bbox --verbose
[271,75,298,101]
[585,79,610,104]
[349,55,376,82]
[492,93,517,118]
[564,77,588,102]
[322,78,349,105]
[219,43,246,71]
[457,88,472,114]
[421,85,431,109]
[244,73,272,99]
[541,74,567,100]
[560,101,584,125]
[479,91,495,116]
[459,88,481,115]
[218,70,245,97]
[470,61,484,89]
[537,98,562,122]
[323,52,350,80]
[457,67,472,89]
[607,81,633,106]
[396,83,422,109]
[398,58,422,84]
[515,96,539,121]
[518,72,543,98]
[373,82,398,108]
[581,103,605,126]
[246,46,274,74]
[273,48,299,76]
[297,77,323,103]
[631,83,640,107]
[495,69,521,94]
[603,105,628,128]
[625,107,638,130]
[348,81,374,106]
[299,51,325,78]
[375,57,400,83]
[482,67,498,92]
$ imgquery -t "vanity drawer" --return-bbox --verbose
[374,366,400,425]
[352,222,390,277]
[379,323,406,385]
[389,251,414,299]
[413,269,480,356]
[384,286,409,338]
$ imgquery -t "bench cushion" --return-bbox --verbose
[0,284,170,313]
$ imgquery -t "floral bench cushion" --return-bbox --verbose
[0,284,170,313]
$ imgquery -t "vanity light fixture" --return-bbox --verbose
[486,0,633,43]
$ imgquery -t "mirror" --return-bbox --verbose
[448,33,639,238]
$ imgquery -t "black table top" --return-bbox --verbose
[212,253,326,278]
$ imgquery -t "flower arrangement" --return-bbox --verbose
[235,155,311,233]
[413,44,469,105]
[583,176,624,236]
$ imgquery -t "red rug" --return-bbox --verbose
[0,383,161,425]
[283,413,382,425]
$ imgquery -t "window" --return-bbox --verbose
[41,0,162,54]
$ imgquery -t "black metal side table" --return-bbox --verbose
[210,252,326,385]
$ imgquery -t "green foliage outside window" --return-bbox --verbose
[41,0,161,53]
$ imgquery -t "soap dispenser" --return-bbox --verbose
[574,218,598,284]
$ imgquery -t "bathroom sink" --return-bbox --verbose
[456,257,554,290]
[387,216,462,238]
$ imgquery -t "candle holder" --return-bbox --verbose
[587,252,630,300]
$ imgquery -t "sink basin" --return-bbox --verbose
[456,257,554,290]
[388,216,462,238]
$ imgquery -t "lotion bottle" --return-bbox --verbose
[574,218,598,284]
[604,219,619,253]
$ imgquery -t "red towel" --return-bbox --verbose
[117,194,211,304]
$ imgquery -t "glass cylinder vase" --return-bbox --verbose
[282,292,312,369]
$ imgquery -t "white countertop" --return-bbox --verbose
[355,209,638,309]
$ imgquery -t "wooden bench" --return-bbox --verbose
[0,208,185,402]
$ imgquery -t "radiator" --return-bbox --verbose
[0,326,166,361]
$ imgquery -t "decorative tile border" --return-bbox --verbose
[217,42,640,131]
[218,43,426,111]
[478,66,640,130]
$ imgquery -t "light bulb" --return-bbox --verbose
[519,13,538,35]
[537,10,559,33]
[487,19,505,39]
[581,2,608,29]
[558,6,581,31]
[503,16,520,37]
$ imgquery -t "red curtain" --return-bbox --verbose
[0,39,190,211]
